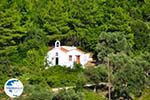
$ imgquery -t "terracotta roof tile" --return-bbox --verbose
[60,47,69,52]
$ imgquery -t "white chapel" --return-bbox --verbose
[45,40,93,68]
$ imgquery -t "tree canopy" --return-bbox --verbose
[0,0,150,99]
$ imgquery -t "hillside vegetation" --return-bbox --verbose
[0,0,150,99]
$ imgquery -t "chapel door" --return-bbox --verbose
[56,57,59,65]
[55,52,59,65]
[76,55,80,64]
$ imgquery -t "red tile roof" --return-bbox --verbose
[60,47,69,53]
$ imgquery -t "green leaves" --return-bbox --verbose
[105,52,149,96]
[84,65,108,84]
[96,32,131,62]
[0,0,149,99]
[53,89,84,100]
[113,60,146,95]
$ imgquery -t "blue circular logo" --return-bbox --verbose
[4,78,24,98]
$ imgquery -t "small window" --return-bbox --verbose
[56,52,58,56]
[69,55,72,61]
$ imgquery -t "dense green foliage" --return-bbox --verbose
[84,65,108,92]
[0,0,150,99]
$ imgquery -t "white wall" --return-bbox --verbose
[67,50,88,67]
[47,48,90,68]
[47,48,68,66]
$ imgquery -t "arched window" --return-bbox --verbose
[55,40,60,48]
